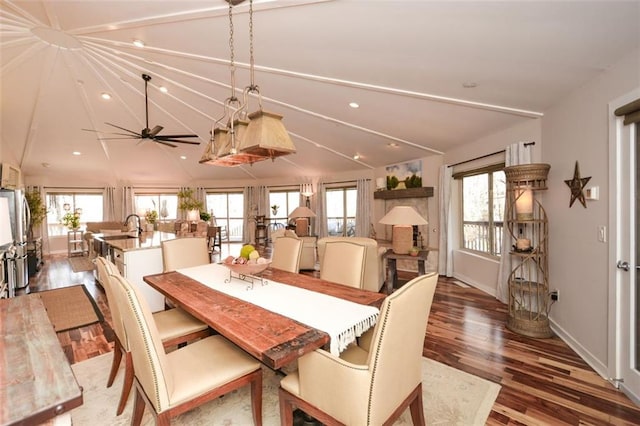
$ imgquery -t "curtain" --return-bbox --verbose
[438,166,454,277]
[355,179,371,238]
[257,185,268,216]
[196,187,206,217]
[243,186,254,244]
[122,186,135,219]
[496,142,532,302]
[315,180,328,238]
[103,187,117,221]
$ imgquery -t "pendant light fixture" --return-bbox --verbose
[200,0,295,167]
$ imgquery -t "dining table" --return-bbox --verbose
[143,264,386,370]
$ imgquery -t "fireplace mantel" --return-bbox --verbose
[373,187,434,200]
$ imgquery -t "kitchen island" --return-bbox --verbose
[94,231,176,312]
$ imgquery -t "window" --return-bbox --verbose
[268,189,300,228]
[459,166,505,256]
[134,193,178,221]
[46,192,103,236]
[206,192,244,242]
[325,186,356,237]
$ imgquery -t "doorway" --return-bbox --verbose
[609,89,639,404]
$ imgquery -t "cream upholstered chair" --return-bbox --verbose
[319,240,366,289]
[161,237,210,271]
[271,236,303,273]
[317,237,386,292]
[110,272,263,426]
[95,257,210,415]
[279,272,439,425]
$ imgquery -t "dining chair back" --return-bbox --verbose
[279,272,439,425]
[271,236,303,273]
[319,240,366,288]
[96,256,209,416]
[161,237,210,271]
[110,273,263,425]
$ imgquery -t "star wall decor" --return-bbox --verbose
[564,161,591,208]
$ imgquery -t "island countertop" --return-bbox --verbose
[93,231,177,252]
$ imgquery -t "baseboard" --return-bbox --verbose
[549,318,610,382]
[453,271,497,298]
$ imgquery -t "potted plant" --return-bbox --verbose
[271,204,279,216]
[199,211,211,223]
[61,211,81,230]
[177,189,204,220]
[145,210,158,230]
[25,189,47,239]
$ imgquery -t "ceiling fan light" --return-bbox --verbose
[239,110,296,161]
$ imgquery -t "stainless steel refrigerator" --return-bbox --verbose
[0,189,30,294]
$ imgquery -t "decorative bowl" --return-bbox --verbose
[222,261,271,276]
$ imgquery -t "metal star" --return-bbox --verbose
[564,161,591,208]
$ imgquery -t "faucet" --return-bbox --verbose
[124,214,143,236]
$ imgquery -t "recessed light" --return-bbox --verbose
[180,155,187,160]
[349,102,359,108]
[353,154,360,160]
[41,162,50,168]
[159,86,168,94]
[72,151,81,156]
[387,142,399,148]
[101,92,111,100]
[462,82,477,89]
[133,39,145,48]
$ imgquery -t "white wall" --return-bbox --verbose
[543,48,640,368]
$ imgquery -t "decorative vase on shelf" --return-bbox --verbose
[271,206,279,216]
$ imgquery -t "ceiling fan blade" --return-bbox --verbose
[81,128,101,133]
[155,137,201,145]
[98,137,142,140]
[105,122,140,135]
[154,140,178,148]
[149,125,163,136]
[158,133,199,139]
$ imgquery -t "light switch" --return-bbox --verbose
[598,226,607,243]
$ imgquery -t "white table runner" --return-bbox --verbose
[177,263,379,355]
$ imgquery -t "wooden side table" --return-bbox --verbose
[383,248,429,294]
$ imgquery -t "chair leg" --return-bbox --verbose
[116,351,134,415]
[278,387,295,426]
[107,337,123,388]
[408,383,425,426]
[131,387,146,426]
[251,369,263,426]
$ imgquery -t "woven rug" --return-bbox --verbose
[38,285,104,332]
[70,353,500,425]
[68,256,95,273]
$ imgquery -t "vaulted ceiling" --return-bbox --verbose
[1,0,638,184]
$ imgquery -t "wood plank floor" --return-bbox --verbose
[25,249,640,425]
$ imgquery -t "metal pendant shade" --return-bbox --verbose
[202,0,295,167]
[239,110,296,161]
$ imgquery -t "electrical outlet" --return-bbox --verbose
[550,290,559,301]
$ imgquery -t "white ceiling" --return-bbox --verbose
[1,0,639,184]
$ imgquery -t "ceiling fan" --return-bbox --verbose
[84,73,200,148]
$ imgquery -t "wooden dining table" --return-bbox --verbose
[143,267,386,370]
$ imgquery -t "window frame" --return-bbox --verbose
[455,163,506,257]
[205,190,245,242]
[324,185,357,237]
[45,190,104,237]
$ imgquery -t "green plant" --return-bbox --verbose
[386,175,399,190]
[199,211,211,222]
[271,204,279,214]
[177,188,204,212]
[61,212,81,229]
[145,210,158,224]
[404,174,422,188]
[25,190,47,227]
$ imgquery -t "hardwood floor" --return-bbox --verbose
[26,250,640,425]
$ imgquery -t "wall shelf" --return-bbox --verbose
[373,187,434,200]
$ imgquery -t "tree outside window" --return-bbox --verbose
[46,193,103,236]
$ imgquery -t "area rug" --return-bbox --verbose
[68,256,95,273]
[38,285,103,332]
[70,353,500,425]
